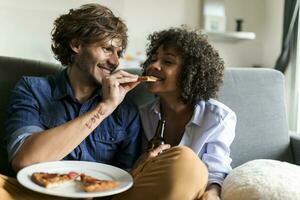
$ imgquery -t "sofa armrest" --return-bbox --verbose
[290,132,300,165]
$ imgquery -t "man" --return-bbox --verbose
[6,3,141,173]
[1,4,141,199]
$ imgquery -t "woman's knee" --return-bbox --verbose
[163,146,208,180]
[163,146,208,199]
[167,146,203,165]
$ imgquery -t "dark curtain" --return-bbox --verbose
[274,0,299,73]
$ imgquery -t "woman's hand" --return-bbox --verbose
[200,191,220,200]
[199,184,221,200]
[131,144,171,176]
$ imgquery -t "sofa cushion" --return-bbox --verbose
[221,159,300,200]
[219,69,293,168]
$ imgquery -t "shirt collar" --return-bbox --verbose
[53,69,101,101]
[150,98,203,127]
[189,102,205,126]
[53,68,70,100]
[150,98,162,119]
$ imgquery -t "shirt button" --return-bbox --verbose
[110,138,115,141]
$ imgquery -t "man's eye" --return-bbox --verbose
[103,47,112,53]
[117,51,123,58]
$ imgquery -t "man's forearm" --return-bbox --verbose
[11,101,116,171]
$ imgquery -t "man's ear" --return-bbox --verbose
[70,39,81,53]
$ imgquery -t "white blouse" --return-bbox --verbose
[139,98,237,185]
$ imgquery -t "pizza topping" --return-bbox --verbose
[138,76,159,82]
[80,173,98,184]
[41,173,58,179]
[68,171,79,179]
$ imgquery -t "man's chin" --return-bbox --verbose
[94,68,109,82]
[91,78,102,87]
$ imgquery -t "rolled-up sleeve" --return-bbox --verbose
[202,112,236,186]
[5,77,44,161]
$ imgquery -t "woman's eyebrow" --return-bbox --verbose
[164,53,177,57]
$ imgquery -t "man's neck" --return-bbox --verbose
[67,67,97,104]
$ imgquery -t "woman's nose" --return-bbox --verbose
[148,60,161,71]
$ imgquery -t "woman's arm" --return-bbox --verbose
[200,183,221,200]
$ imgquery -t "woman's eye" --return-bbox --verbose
[150,58,157,63]
[164,60,172,65]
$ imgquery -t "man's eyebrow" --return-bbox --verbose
[103,44,114,48]
[103,44,122,52]
[109,44,123,51]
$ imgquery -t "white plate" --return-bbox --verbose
[17,160,133,198]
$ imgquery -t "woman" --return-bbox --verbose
[138,27,236,200]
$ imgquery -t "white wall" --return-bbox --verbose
[210,0,284,68]
[0,0,283,68]
[0,0,125,64]
[123,0,201,55]
[262,0,284,68]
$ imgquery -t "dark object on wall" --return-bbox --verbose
[252,65,263,68]
[236,19,244,31]
[275,0,299,73]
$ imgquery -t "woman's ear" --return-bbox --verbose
[69,39,81,53]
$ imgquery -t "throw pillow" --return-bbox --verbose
[221,159,300,200]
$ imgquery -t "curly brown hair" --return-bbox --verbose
[51,3,128,66]
[141,27,225,105]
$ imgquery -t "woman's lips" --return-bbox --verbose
[146,73,164,81]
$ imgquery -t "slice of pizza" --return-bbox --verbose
[31,171,79,188]
[138,76,159,82]
[80,173,119,192]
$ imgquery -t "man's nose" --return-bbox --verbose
[108,52,119,67]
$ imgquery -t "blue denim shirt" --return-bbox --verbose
[5,69,141,170]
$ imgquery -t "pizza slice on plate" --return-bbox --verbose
[80,173,119,192]
[31,171,79,188]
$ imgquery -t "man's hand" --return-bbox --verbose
[200,184,221,200]
[102,70,139,108]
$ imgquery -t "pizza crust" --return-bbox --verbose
[80,174,119,192]
[82,180,119,192]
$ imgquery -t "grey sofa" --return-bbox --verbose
[0,55,300,177]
